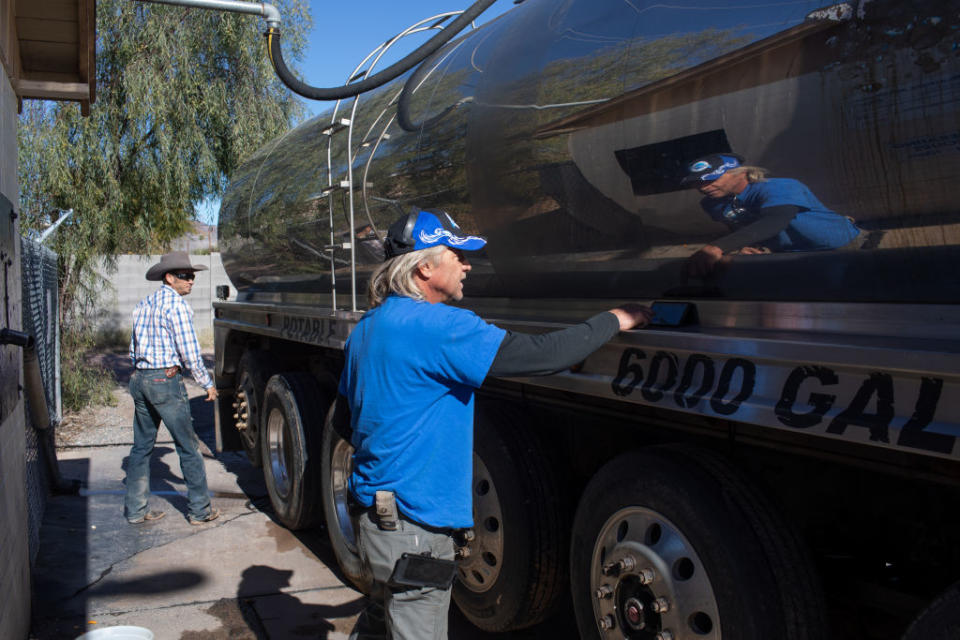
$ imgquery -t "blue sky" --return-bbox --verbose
[297,0,516,118]
[197,0,516,225]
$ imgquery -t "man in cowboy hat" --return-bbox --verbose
[124,251,220,525]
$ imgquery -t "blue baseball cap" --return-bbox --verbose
[383,209,487,259]
[680,153,745,185]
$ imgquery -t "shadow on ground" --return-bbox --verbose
[31,351,578,639]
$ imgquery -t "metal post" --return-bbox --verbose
[38,209,73,244]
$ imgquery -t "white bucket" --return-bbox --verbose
[75,626,154,640]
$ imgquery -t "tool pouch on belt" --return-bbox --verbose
[165,365,181,378]
[389,552,458,589]
[375,490,399,531]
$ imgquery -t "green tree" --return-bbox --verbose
[18,0,310,409]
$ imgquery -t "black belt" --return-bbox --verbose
[137,366,181,377]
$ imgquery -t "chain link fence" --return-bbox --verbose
[20,236,60,564]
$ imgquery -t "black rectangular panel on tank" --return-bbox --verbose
[615,130,732,196]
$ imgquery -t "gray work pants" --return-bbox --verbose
[349,511,456,640]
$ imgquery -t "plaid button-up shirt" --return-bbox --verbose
[129,284,212,389]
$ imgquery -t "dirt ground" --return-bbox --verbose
[55,346,201,448]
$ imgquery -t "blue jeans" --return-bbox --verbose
[124,369,211,521]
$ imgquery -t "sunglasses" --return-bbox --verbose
[171,272,196,281]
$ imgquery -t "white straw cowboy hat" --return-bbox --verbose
[145,251,209,281]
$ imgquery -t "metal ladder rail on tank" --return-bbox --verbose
[321,11,478,312]
[360,22,481,249]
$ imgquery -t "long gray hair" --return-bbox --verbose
[729,166,768,183]
[367,245,448,308]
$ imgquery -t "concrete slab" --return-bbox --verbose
[29,379,575,639]
[28,439,361,637]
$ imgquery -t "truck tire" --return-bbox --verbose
[571,445,827,640]
[260,372,328,530]
[901,580,960,640]
[320,398,372,593]
[452,405,567,632]
[234,351,278,467]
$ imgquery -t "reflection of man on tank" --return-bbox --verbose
[355,223,385,263]
[681,153,861,277]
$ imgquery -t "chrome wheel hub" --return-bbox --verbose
[590,507,720,639]
[266,407,291,498]
[457,454,504,592]
[330,436,358,552]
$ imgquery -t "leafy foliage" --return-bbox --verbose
[18,0,310,407]
[60,330,118,412]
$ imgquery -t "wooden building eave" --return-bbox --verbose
[2,0,97,115]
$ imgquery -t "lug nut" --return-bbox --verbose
[652,597,670,614]
[656,631,674,640]
[463,529,475,542]
[232,401,238,409]
[603,555,637,575]
[455,547,471,560]
[638,567,655,584]
[239,400,248,409]
[595,584,613,599]
[598,615,615,631]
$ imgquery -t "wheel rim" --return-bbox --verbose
[330,436,358,552]
[266,406,291,499]
[590,507,720,639]
[458,454,505,593]
[237,372,258,449]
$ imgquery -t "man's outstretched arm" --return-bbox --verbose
[489,305,652,377]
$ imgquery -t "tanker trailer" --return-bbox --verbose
[213,0,960,637]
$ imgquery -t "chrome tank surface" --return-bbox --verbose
[219,0,960,308]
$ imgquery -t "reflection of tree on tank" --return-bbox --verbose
[219,0,960,305]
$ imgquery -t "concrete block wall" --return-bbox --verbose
[0,62,32,640]
[94,253,233,341]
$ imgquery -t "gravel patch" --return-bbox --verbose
[56,349,215,449]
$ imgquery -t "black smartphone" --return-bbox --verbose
[389,553,458,589]
[649,301,695,327]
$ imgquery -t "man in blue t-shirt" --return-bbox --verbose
[680,153,861,277]
[338,209,651,639]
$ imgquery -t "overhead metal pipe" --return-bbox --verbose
[136,0,281,28]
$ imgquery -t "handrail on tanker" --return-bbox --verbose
[328,11,478,310]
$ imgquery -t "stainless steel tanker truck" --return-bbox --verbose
[212,0,960,637]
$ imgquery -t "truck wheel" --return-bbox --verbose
[571,445,827,640]
[320,398,372,593]
[901,580,960,640]
[234,351,277,467]
[260,372,328,530]
[452,406,567,632]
